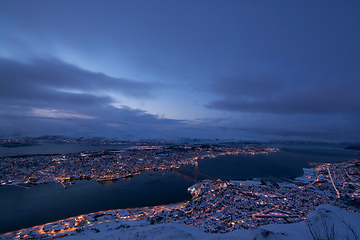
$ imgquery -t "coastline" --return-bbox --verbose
[2,160,359,239]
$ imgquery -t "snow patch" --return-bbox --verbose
[54,205,360,240]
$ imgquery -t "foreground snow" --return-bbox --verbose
[63,204,359,240]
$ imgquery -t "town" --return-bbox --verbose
[0,144,278,187]
[150,158,360,233]
[1,145,359,239]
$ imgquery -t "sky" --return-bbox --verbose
[0,0,359,142]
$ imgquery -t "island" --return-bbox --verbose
[1,143,359,239]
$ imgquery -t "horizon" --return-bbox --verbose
[1,1,359,142]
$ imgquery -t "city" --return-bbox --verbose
[1,1,359,239]
[0,144,278,187]
[0,144,359,239]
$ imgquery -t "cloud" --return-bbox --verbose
[30,108,94,119]
[0,57,156,102]
[1,1,359,142]
[0,105,185,140]
[0,57,163,118]
[206,75,360,114]
[0,57,186,140]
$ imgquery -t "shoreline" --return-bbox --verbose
[0,163,344,238]
[1,145,358,237]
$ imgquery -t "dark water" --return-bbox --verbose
[0,143,358,234]
[0,171,194,234]
[180,144,358,180]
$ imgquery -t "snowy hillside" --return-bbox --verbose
[59,205,359,240]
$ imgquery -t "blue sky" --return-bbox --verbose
[1,1,359,141]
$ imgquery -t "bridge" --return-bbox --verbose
[171,168,217,182]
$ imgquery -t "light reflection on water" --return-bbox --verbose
[180,144,357,180]
[0,170,194,234]
[0,143,357,234]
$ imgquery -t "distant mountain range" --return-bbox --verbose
[1,134,359,148]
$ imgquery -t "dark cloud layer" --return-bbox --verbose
[0,57,155,102]
[0,57,162,118]
[0,108,184,140]
[0,98,185,141]
[0,57,184,139]
[0,1,359,141]
[206,75,360,114]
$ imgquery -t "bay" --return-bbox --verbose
[180,144,358,180]
[0,171,194,234]
[0,143,358,234]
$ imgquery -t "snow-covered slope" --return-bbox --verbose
[62,204,359,240]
